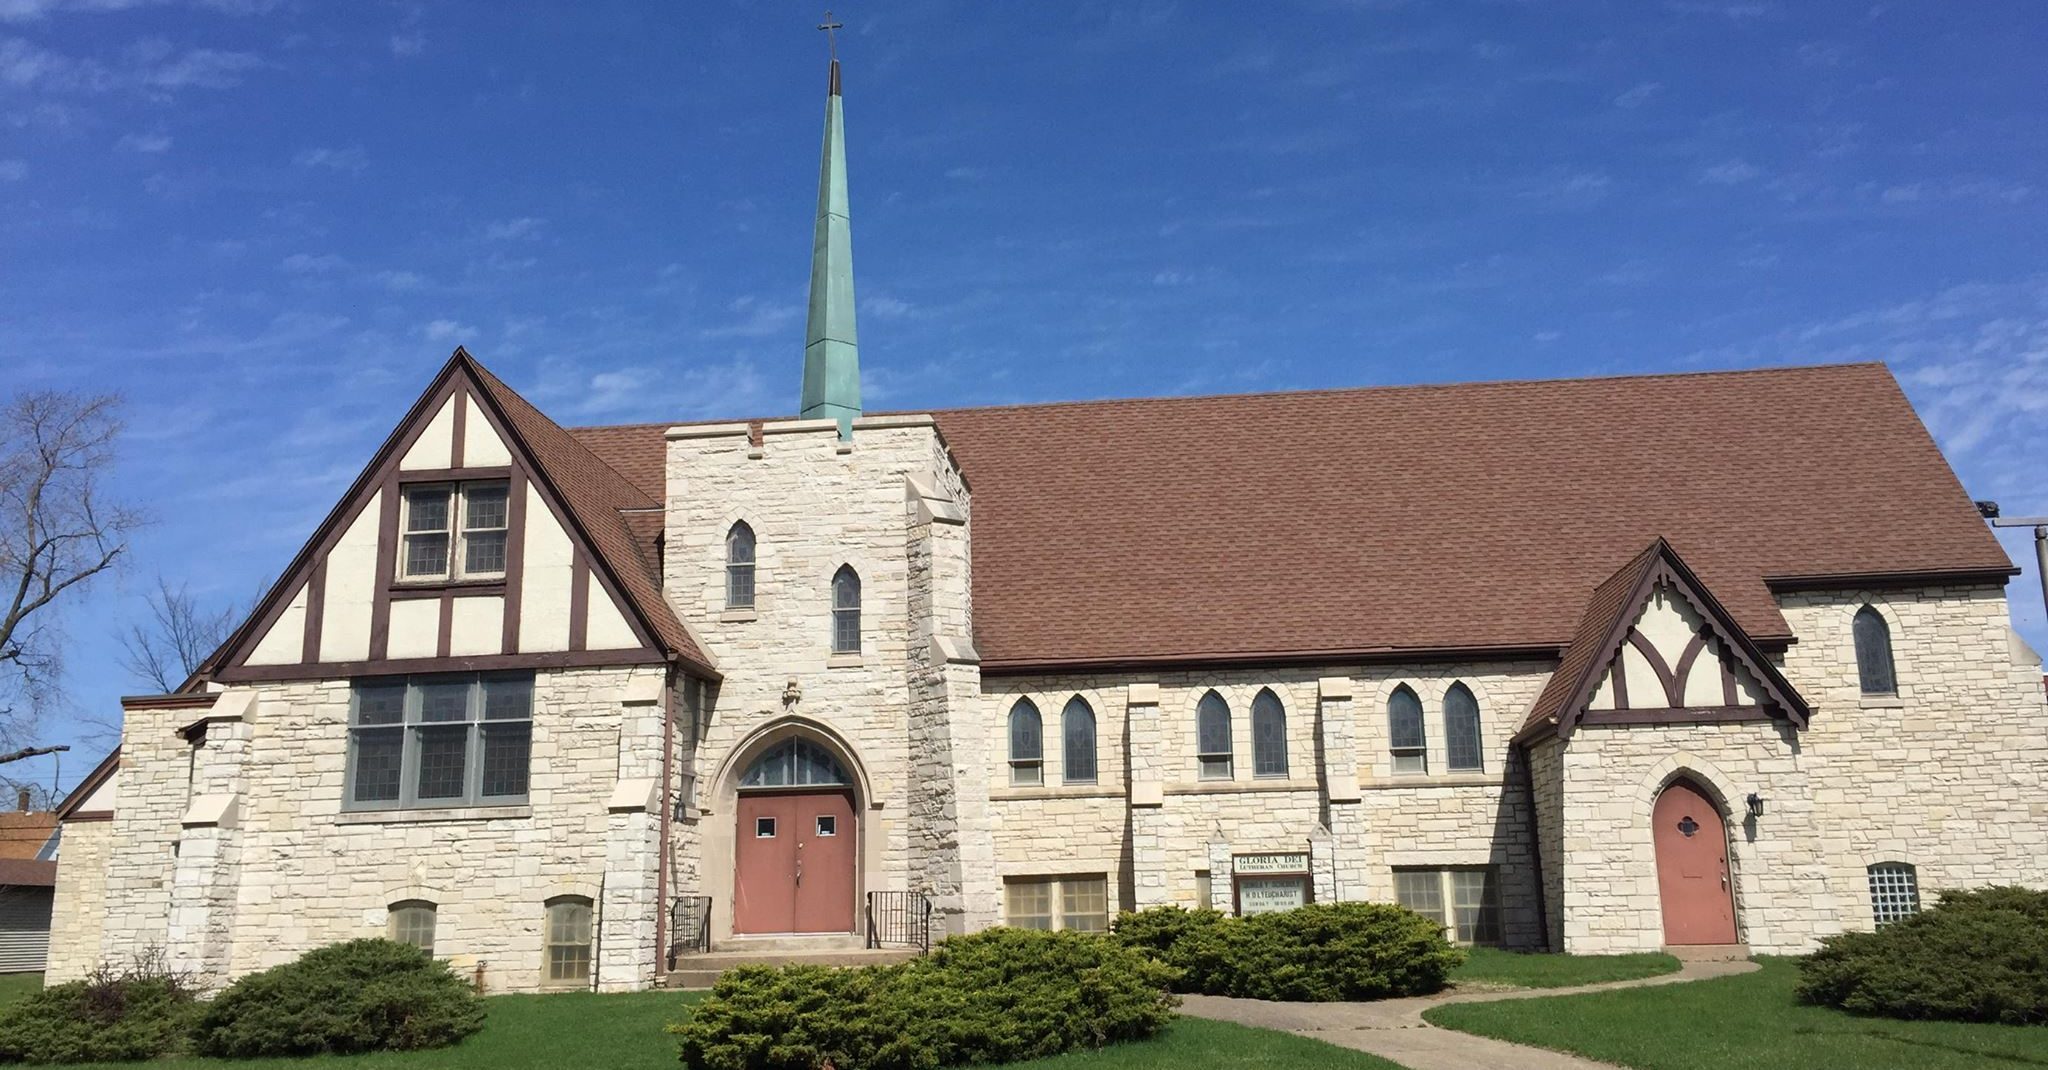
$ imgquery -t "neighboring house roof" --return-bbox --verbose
[0,813,57,861]
[570,363,2011,672]
[0,859,56,889]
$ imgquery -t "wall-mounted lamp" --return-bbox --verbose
[1745,793,1765,819]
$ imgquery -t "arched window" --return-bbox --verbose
[831,566,861,654]
[1853,606,1896,696]
[740,737,851,788]
[1196,691,1233,780]
[543,896,594,986]
[1388,685,1426,774]
[1251,689,1288,778]
[1867,862,1919,925]
[725,522,756,609]
[1008,699,1043,786]
[388,900,436,957]
[1062,696,1097,785]
[1443,683,1482,773]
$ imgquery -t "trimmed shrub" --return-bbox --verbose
[1113,902,1465,1002]
[0,956,197,1064]
[191,939,485,1058]
[671,927,1177,1070]
[1797,885,2048,1025]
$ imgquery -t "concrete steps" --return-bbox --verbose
[663,943,919,989]
[1665,943,1750,961]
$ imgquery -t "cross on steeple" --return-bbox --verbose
[818,11,843,61]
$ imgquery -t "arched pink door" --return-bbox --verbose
[1652,780,1737,945]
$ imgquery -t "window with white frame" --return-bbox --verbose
[1395,867,1501,945]
[1867,862,1920,925]
[1008,698,1043,786]
[1004,876,1109,932]
[346,674,532,810]
[544,896,594,985]
[1388,685,1427,774]
[1062,696,1097,785]
[400,481,509,582]
[1196,690,1233,780]
[1251,688,1288,778]
[725,521,756,609]
[1443,682,1483,773]
[831,565,861,654]
[388,900,437,956]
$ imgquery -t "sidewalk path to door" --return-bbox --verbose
[1178,958,1759,1070]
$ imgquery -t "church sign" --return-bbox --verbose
[1230,852,1312,915]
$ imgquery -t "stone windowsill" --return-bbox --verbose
[1166,779,1319,797]
[719,609,759,623]
[1361,774,1505,791]
[826,653,864,669]
[1859,694,1906,710]
[989,786,1127,802]
[336,804,532,825]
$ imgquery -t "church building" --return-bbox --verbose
[48,58,2048,992]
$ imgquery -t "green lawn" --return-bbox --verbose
[44,989,1396,1070]
[0,973,40,1008]
[1424,956,2048,1070]
[1448,947,1680,989]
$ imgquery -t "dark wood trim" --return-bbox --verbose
[436,592,455,658]
[1609,650,1629,708]
[1625,630,1681,706]
[1765,566,2018,591]
[212,647,668,683]
[389,580,506,600]
[53,747,121,821]
[569,552,590,652]
[980,642,1563,677]
[369,473,401,661]
[302,559,327,664]
[1721,652,1739,706]
[119,693,220,710]
[1673,632,1709,699]
[449,391,467,469]
[393,465,513,484]
[502,470,527,654]
[62,811,113,823]
[1579,706,1772,727]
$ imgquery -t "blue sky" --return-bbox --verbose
[3,1,2045,792]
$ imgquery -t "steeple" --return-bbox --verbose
[799,47,861,435]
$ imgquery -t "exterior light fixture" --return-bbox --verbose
[1746,793,1765,819]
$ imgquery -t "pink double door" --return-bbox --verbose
[733,790,857,935]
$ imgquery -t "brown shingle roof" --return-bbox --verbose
[0,859,55,888]
[0,813,56,861]
[571,363,2012,672]
[468,359,713,675]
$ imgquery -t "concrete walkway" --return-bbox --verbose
[1178,958,1758,1070]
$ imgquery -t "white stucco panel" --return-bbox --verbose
[398,395,456,471]
[319,490,381,663]
[448,595,504,656]
[462,396,512,467]
[518,492,574,653]
[245,583,307,666]
[386,598,438,660]
[584,588,638,650]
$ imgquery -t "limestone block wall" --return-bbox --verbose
[91,665,666,993]
[45,820,110,982]
[666,416,978,939]
[1525,737,1565,951]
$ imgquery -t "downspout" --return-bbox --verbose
[653,665,676,983]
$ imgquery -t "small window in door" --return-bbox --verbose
[815,815,837,837]
[755,817,776,838]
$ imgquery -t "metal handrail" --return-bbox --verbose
[668,895,713,966]
[865,890,934,954]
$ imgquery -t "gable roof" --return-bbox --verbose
[1520,538,1810,742]
[574,362,2011,673]
[53,748,117,821]
[196,351,711,684]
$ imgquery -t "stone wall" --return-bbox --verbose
[89,665,666,993]
[45,820,110,982]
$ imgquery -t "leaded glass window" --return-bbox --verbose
[725,522,756,609]
[1853,606,1896,696]
[1251,688,1287,778]
[1062,696,1097,785]
[1868,862,1920,925]
[389,901,436,957]
[1196,691,1233,780]
[1443,682,1483,773]
[1009,699,1043,786]
[739,738,851,788]
[345,674,532,810]
[544,897,593,985]
[1388,685,1427,774]
[399,480,508,581]
[831,566,861,654]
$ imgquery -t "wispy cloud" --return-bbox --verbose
[481,216,543,241]
[0,0,279,22]
[293,145,366,172]
[700,295,800,339]
[0,158,24,180]
[372,269,425,292]
[1,34,260,94]
[1700,159,1762,185]
[389,31,423,57]
[114,130,170,152]
[1517,169,1612,208]
[1613,81,1662,108]
[280,251,344,273]
[421,319,476,343]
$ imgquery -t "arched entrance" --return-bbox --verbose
[732,737,858,935]
[1651,778,1737,945]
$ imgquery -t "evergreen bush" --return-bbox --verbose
[1796,885,2048,1025]
[0,953,197,1064]
[1112,901,1464,1001]
[191,939,485,1057]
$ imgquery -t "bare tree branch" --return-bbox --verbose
[117,576,239,694]
[0,392,145,740]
